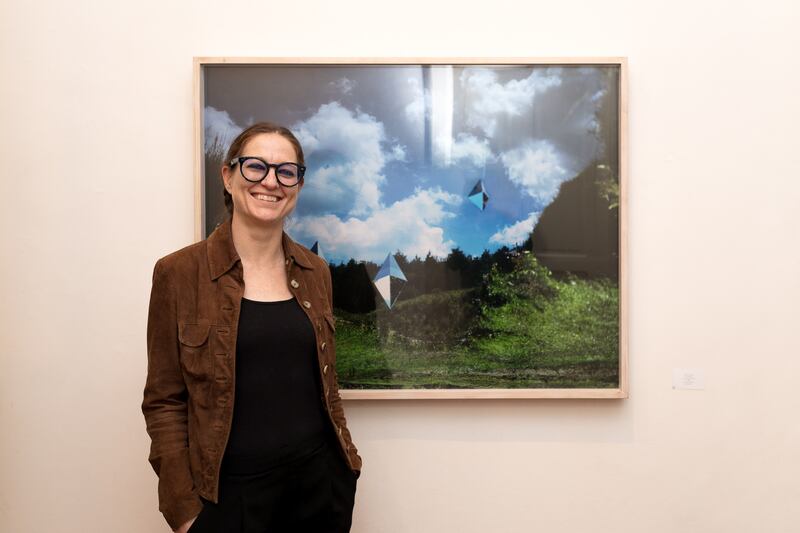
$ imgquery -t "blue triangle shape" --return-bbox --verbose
[468,192,485,210]
[374,253,407,281]
[467,180,489,210]
[388,255,407,281]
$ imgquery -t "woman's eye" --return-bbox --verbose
[246,162,267,172]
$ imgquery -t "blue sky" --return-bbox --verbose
[204,65,615,264]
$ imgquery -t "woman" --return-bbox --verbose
[142,122,362,532]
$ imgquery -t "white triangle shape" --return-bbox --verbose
[374,276,392,308]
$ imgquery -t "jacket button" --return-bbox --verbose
[290,279,299,288]
[285,258,290,265]
[321,341,326,351]
[338,426,343,436]
[303,300,311,309]
[323,364,329,375]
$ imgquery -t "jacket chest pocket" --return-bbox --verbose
[178,322,212,380]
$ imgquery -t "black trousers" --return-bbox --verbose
[189,436,357,533]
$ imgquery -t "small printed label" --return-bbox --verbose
[672,368,705,390]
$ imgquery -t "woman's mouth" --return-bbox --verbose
[252,193,282,203]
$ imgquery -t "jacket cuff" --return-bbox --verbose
[163,493,203,531]
[153,448,204,530]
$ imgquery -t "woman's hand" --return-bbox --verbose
[173,515,198,533]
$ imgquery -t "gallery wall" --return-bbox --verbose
[1,1,798,531]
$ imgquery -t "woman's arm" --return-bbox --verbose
[142,259,203,530]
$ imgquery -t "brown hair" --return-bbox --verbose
[222,122,306,216]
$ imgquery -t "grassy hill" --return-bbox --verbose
[335,252,619,389]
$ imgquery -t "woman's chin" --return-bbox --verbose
[236,209,287,228]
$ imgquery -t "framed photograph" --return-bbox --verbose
[194,57,628,399]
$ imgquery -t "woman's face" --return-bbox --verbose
[222,133,303,228]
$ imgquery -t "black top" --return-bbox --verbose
[221,297,328,474]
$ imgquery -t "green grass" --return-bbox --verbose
[334,268,619,389]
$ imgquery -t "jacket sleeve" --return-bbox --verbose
[323,264,363,476]
[141,259,203,530]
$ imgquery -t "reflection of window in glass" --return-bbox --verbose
[422,66,455,167]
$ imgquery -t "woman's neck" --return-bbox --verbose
[230,213,285,268]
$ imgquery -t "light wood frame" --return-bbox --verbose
[193,57,628,400]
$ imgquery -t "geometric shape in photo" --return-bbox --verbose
[310,240,325,262]
[372,253,407,309]
[468,179,489,211]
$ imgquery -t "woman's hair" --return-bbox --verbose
[222,122,306,216]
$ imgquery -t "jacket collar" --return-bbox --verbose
[207,217,315,280]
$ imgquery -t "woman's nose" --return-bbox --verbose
[260,168,280,188]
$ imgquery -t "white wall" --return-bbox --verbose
[1,1,799,532]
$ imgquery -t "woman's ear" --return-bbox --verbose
[221,165,232,192]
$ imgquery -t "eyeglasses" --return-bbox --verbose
[229,157,306,187]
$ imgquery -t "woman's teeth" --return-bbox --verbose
[254,193,280,202]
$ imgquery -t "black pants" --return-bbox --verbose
[189,436,357,533]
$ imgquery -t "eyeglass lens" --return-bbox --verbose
[241,159,300,184]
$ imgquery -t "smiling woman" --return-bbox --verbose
[142,122,362,532]
[221,123,306,222]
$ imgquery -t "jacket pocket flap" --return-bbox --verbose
[178,323,211,347]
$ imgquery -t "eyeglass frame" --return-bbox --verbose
[228,156,306,187]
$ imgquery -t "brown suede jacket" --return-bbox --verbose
[142,218,362,529]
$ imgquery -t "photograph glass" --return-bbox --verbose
[200,61,624,396]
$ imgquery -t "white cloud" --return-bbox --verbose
[292,102,405,217]
[329,77,356,95]
[289,187,460,262]
[406,70,497,168]
[500,140,572,204]
[389,144,407,162]
[434,132,493,167]
[460,68,562,137]
[204,106,242,153]
[489,211,540,246]
[590,88,606,102]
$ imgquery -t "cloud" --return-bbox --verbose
[434,132,493,167]
[329,77,356,95]
[407,77,493,167]
[590,88,606,102]
[489,211,541,246]
[500,140,572,204]
[389,144,407,162]
[204,106,242,153]
[292,102,405,217]
[460,68,562,137]
[289,187,461,262]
